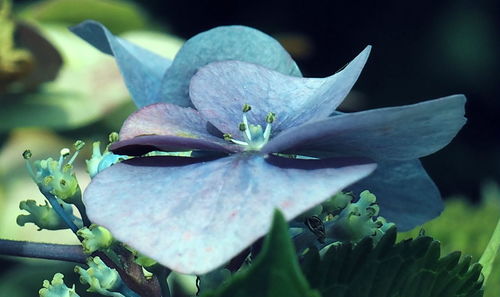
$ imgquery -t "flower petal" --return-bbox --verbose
[83,154,376,274]
[110,135,234,156]
[70,20,172,107]
[189,47,370,138]
[263,95,466,160]
[157,25,302,107]
[346,160,443,231]
[110,103,237,155]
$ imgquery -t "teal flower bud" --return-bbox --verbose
[77,224,114,254]
[372,217,395,241]
[86,141,126,178]
[39,273,80,297]
[17,199,82,230]
[24,145,83,204]
[75,257,124,297]
[326,190,393,242]
[321,192,353,216]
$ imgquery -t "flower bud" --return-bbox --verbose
[17,199,82,230]
[39,273,80,297]
[325,190,393,242]
[77,224,114,254]
[75,257,123,297]
[86,141,126,178]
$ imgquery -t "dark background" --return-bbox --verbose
[140,0,500,200]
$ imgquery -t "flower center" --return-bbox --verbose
[223,104,275,151]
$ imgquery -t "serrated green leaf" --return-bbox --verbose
[201,210,321,297]
[301,227,483,297]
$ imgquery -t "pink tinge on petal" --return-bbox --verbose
[83,153,376,274]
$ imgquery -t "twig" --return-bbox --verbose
[0,239,86,263]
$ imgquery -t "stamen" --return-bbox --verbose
[263,123,272,141]
[68,140,85,165]
[60,148,70,158]
[58,148,70,170]
[108,132,119,143]
[242,104,252,113]
[239,123,247,132]
[22,149,36,181]
[74,140,85,150]
[22,149,32,160]
[241,114,252,141]
[266,112,276,123]
[230,139,249,146]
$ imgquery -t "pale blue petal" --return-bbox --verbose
[111,103,238,154]
[346,160,443,231]
[189,47,370,138]
[70,20,172,107]
[263,95,466,160]
[157,25,302,107]
[83,154,376,274]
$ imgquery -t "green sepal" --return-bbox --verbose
[301,227,484,297]
[201,210,321,297]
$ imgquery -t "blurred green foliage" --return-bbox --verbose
[0,0,182,132]
[18,0,148,33]
[399,182,500,297]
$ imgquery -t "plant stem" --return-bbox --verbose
[479,213,500,286]
[68,187,91,227]
[43,190,79,233]
[0,239,86,263]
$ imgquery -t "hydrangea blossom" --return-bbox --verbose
[71,21,466,274]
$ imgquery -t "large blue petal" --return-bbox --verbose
[83,154,376,274]
[70,20,172,107]
[347,160,443,231]
[189,48,370,138]
[110,103,238,155]
[263,95,466,160]
[157,25,302,107]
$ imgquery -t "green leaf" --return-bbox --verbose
[301,227,484,297]
[19,0,148,33]
[201,210,321,297]
[399,186,500,297]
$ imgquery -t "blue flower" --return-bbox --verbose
[72,21,466,274]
